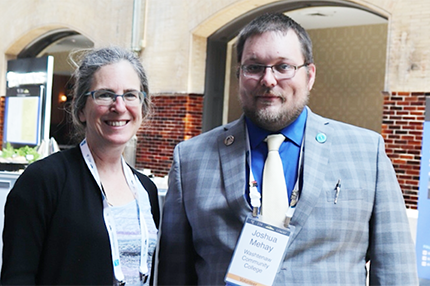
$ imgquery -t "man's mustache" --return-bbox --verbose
[253,88,285,99]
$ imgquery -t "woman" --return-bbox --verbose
[1,46,160,285]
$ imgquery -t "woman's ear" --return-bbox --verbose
[78,109,86,123]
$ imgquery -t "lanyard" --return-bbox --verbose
[80,139,150,283]
[246,129,304,228]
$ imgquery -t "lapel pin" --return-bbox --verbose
[315,132,327,143]
[224,135,235,146]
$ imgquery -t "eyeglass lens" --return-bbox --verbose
[242,64,305,80]
[92,90,143,106]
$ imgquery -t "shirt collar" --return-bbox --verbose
[245,108,307,149]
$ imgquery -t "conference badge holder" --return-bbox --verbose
[224,215,293,286]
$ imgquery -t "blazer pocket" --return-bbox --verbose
[325,188,364,202]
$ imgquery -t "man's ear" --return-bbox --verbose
[307,63,316,91]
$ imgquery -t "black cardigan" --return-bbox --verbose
[1,146,160,285]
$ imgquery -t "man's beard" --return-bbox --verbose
[242,88,309,131]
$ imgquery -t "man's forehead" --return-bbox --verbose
[241,30,303,61]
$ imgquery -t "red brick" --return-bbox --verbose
[135,93,203,176]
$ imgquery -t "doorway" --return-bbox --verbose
[203,1,388,134]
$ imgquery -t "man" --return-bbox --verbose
[157,13,418,285]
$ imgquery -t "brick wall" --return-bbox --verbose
[0,90,424,209]
[135,93,203,176]
[382,91,428,209]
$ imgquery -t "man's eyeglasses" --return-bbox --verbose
[241,63,308,80]
[85,90,146,106]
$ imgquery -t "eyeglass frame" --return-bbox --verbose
[84,89,147,106]
[240,63,309,80]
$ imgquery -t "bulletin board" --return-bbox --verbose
[3,56,53,147]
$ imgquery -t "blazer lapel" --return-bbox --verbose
[217,116,252,221]
[287,109,332,245]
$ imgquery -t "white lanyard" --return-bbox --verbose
[80,139,150,282]
[246,129,304,228]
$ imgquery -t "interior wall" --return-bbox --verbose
[227,41,241,123]
[50,74,73,147]
[48,51,75,75]
[307,23,388,133]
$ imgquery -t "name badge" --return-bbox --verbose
[225,216,292,286]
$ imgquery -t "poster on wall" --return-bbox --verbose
[416,97,430,280]
[3,56,53,147]
[3,95,41,146]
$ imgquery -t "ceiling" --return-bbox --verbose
[287,6,387,30]
[43,34,93,54]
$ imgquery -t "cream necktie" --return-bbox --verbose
[262,134,289,227]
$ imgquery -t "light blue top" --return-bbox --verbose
[111,199,157,285]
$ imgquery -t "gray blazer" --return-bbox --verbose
[157,108,418,286]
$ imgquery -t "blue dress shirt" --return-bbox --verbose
[245,108,307,204]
